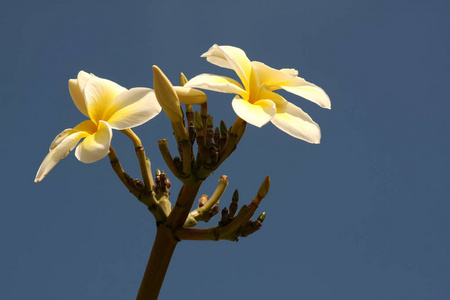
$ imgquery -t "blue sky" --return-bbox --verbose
[1,0,449,299]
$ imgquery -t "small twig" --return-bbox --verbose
[218,117,247,166]
[121,129,154,192]
[215,205,251,238]
[108,146,141,199]
[189,175,228,222]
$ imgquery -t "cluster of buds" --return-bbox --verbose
[152,169,172,217]
[153,66,246,184]
[197,194,221,222]
[154,169,171,195]
[192,112,235,171]
[177,175,270,242]
[124,172,146,192]
[183,175,228,227]
[217,188,267,240]
[152,65,268,241]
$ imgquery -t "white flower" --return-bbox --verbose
[185,45,330,143]
[35,71,161,182]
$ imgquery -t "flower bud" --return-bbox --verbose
[174,156,182,170]
[206,115,214,128]
[219,207,229,225]
[240,221,262,237]
[153,65,183,123]
[173,86,207,105]
[228,200,238,219]
[232,189,239,203]
[209,204,220,217]
[214,127,220,146]
[180,72,188,86]
[198,195,208,208]
[194,111,203,131]
[134,179,145,191]
[257,212,266,223]
[184,214,198,228]
[220,120,228,137]
[257,175,271,198]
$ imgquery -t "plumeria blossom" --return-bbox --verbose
[185,44,331,143]
[35,71,161,182]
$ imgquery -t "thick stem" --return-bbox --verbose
[167,182,203,229]
[136,225,178,300]
[137,182,202,299]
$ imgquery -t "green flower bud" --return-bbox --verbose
[153,65,183,123]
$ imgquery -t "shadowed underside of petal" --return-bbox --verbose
[281,84,331,109]
[35,131,89,182]
[185,74,247,97]
[49,128,74,151]
[49,120,96,151]
[252,61,295,86]
[72,119,98,133]
[103,88,161,130]
[255,85,286,105]
[83,76,127,124]
[252,61,331,109]
[75,121,112,163]
[202,45,252,91]
[270,102,321,143]
[231,97,276,128]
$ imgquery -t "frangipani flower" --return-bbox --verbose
[35,71,161,182]
[185,44,331,143]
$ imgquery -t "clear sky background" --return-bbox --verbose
[1,0,449,299]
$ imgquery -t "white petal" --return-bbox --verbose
[68,71,92,117]
[253,61,331,109]
[202,45,252,90]
[252,61,295,85]
[280,68,299,76]
[185,74,247,97]
[69,80,89,117]
[77,71,93,95]
[231,97,276,128]
[270,101,321,143]
[75,121,112,163]
[35,131,89,182]
[83,76,127,124]
[48,120,97,151]
[103,88,161,130]
[281,84,331,109]
[49,128,73,151]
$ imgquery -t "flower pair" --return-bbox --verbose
[35,45,330,182]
